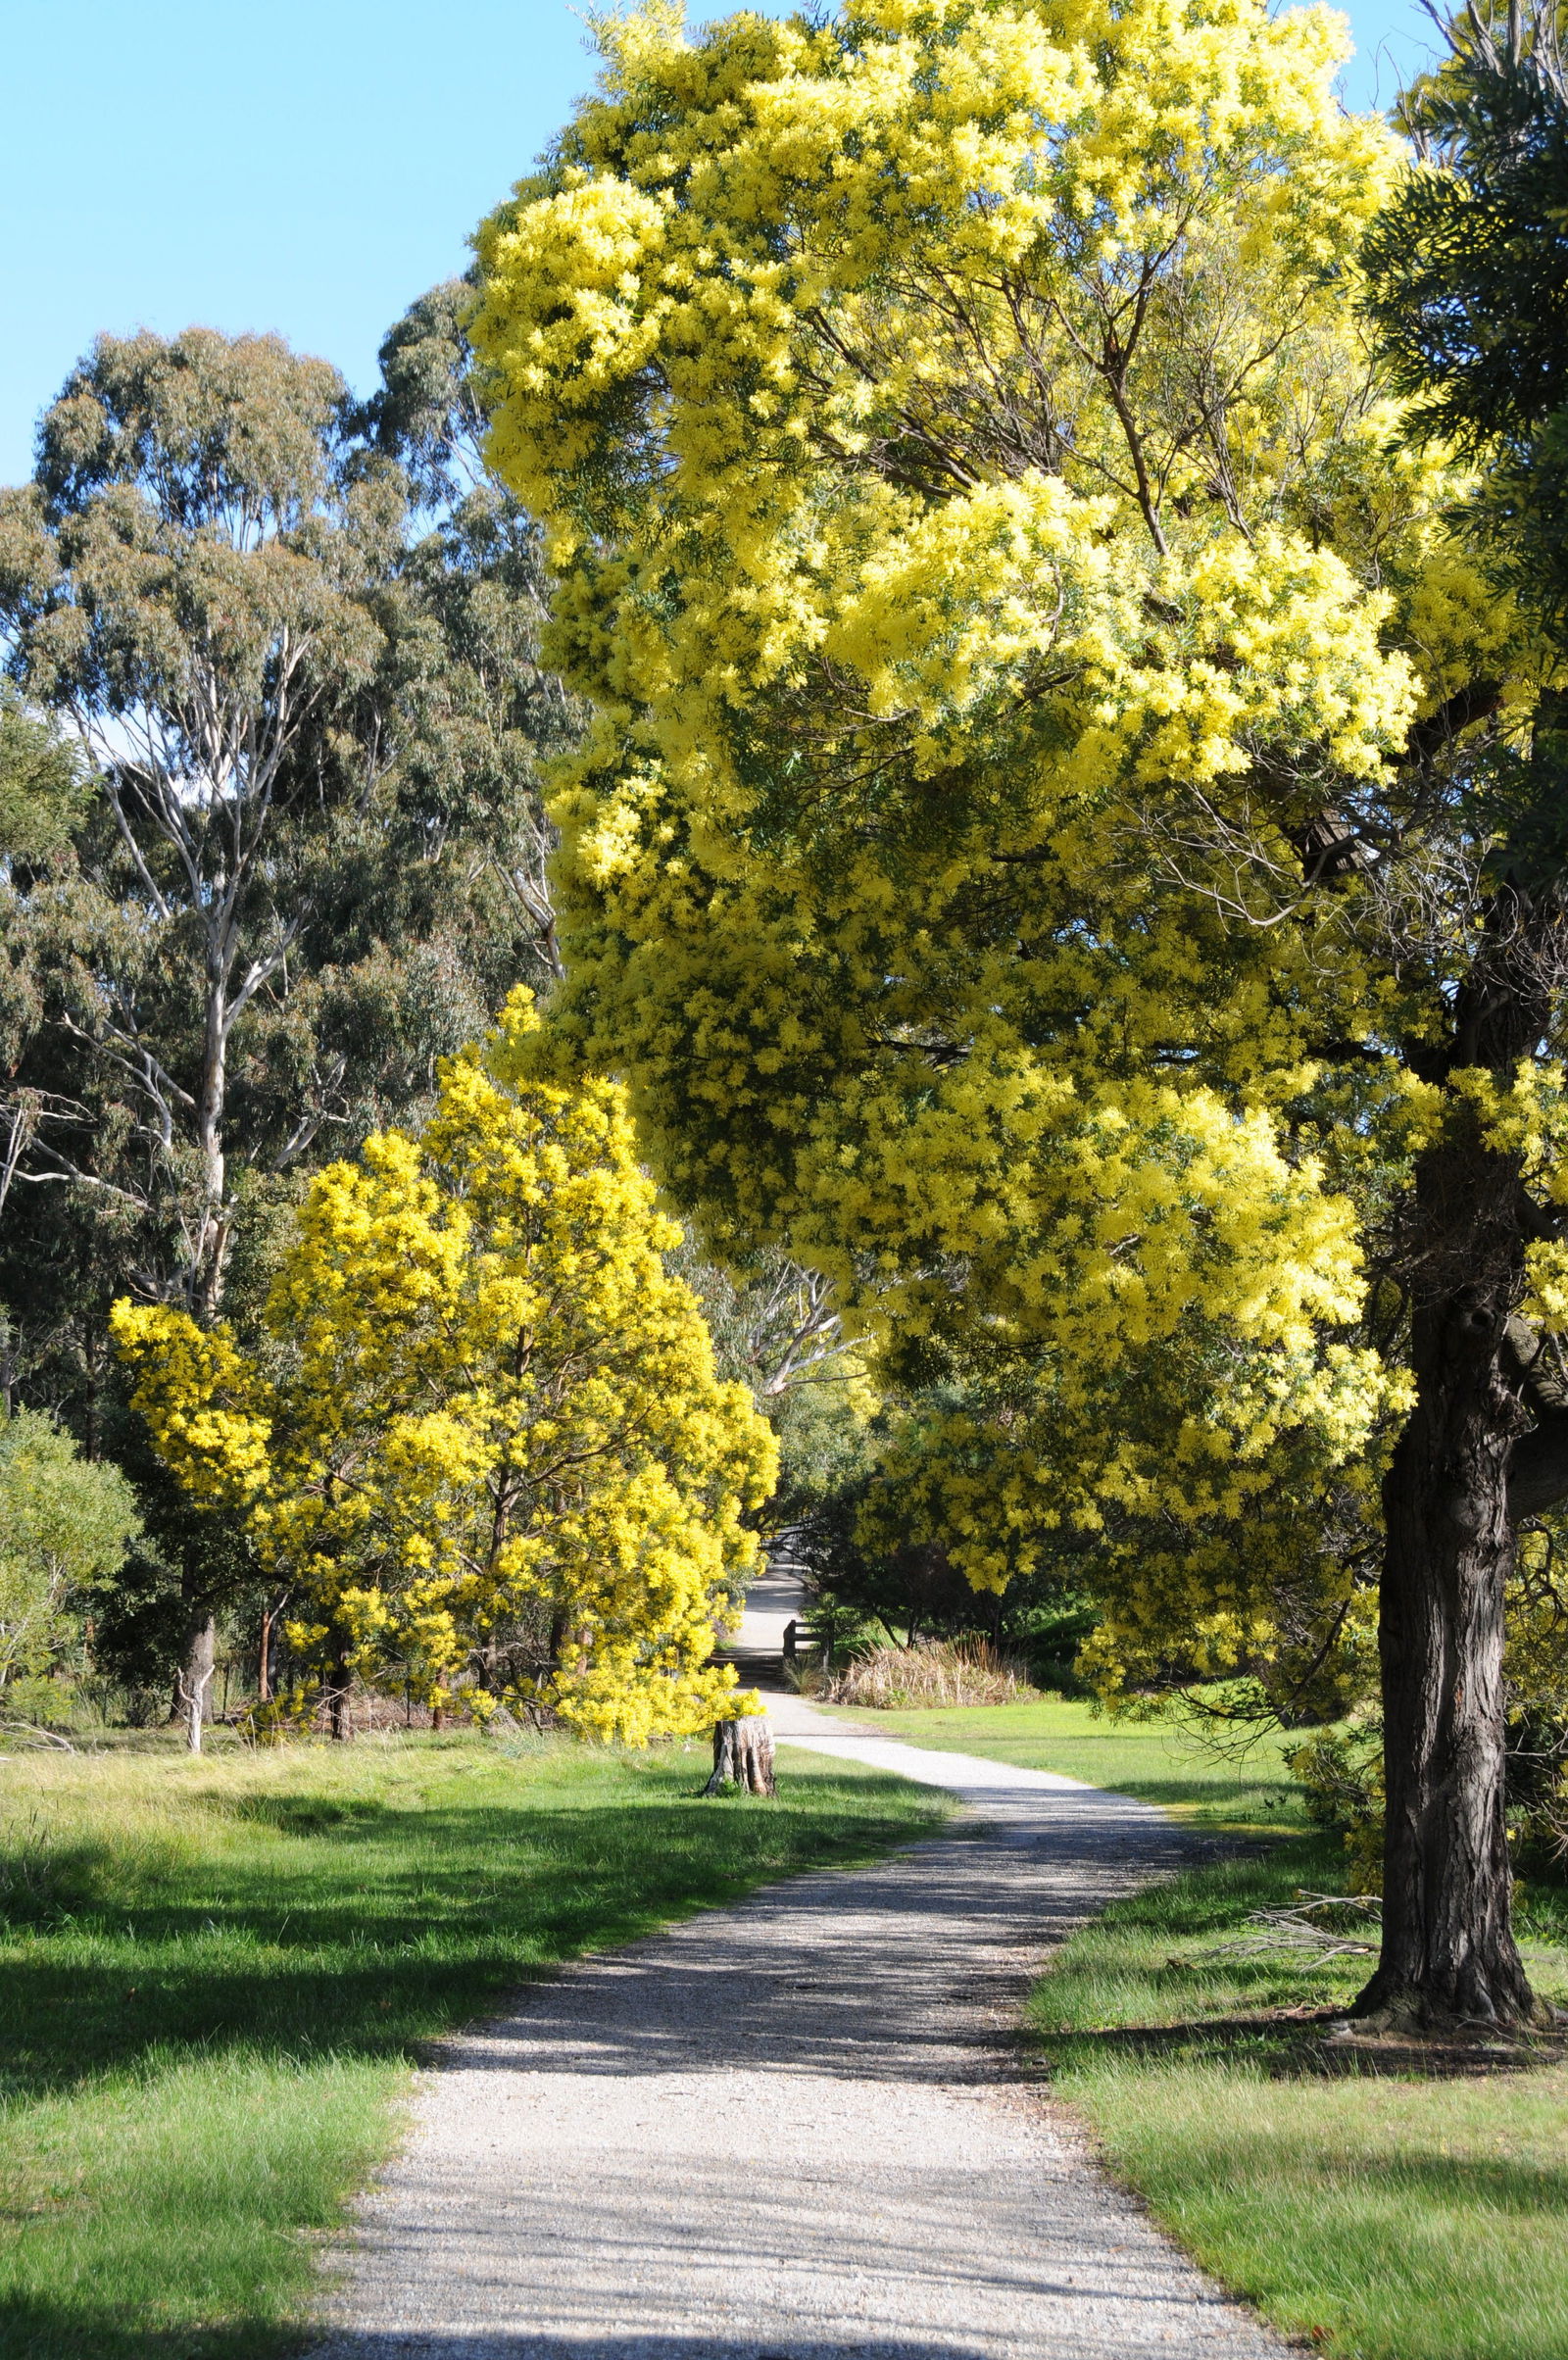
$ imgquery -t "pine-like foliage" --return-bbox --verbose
[1363,11,1568,623]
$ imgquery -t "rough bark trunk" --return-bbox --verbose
[1357,1111,1540,2026]
[177,1614,218,1756]
[1364,1349,1534,2022]
[704,1715,776,1796]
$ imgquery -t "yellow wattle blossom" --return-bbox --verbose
[112,996,776,1744]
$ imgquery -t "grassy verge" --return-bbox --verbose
[1033,1838,1568,2360]
[834,1694,1568,2359]
[0,1728,946,2360]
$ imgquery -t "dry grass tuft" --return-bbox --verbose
[812,1639,1036,1709]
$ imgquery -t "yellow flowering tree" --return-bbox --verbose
[111,997,776,1745]
[474,0,1411,1589]
[468,0,1568,2024]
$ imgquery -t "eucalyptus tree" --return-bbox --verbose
[0,329,398,1318]
[0,313,572,1335]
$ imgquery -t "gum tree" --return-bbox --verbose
[0,321,574,1329]
[0,330,393,1322]
[0,318,575,1708]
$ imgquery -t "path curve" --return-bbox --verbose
[314,1695,1288,2359]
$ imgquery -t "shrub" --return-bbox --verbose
[0,1410,141,1725]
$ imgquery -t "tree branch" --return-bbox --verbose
[1510,1409,1568,1519]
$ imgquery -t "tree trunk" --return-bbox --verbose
[178,1614,218,1756]
[1351,859,1568,2032]
[194,980,231,1323]
[704,1715,776,1795]
[1357,1128,1538,2028]
[327,1639,354,1742]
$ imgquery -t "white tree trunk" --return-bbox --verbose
[177,1614,218,1754]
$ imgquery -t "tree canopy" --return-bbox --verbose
[0,312,571,1351]
[1365,7,1568,627]
[470,0,1426,1644]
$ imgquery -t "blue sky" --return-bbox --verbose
[1,0,1437,488]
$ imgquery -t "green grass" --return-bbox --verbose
[1032,1839,1568,2360]
[0,1728,947,2360]
[833,1690,1305,1832]
[840,1695,1568,2360]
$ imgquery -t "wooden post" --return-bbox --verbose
[704,1714,776,1796]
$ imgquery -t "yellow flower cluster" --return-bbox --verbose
[112,996,776,1744]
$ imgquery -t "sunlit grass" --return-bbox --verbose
[1032,1838,1568,2360]
[0,1729,947,2359]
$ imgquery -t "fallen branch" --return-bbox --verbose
[1212,1891,1381,1964]
[0,1717,77,1751]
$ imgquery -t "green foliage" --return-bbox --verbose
[0,1732,947,2358]
[0,306,572,1355]
[1287,1725,1386,1892]
[1364,16,1568,627]
[82,1443,259,1712]
[364,276,488,508]
[0,693,85,864]
[0,1411,139,1719]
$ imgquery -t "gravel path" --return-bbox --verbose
[313,1695,1289,2360]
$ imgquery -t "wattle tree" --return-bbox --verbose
[468,0,1568,2026]
[113,998,776,1745]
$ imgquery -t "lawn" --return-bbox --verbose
[835,1694,1568,2360]
[0,1727,947,2360]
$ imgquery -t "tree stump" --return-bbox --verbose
[704,1714,776,1795]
